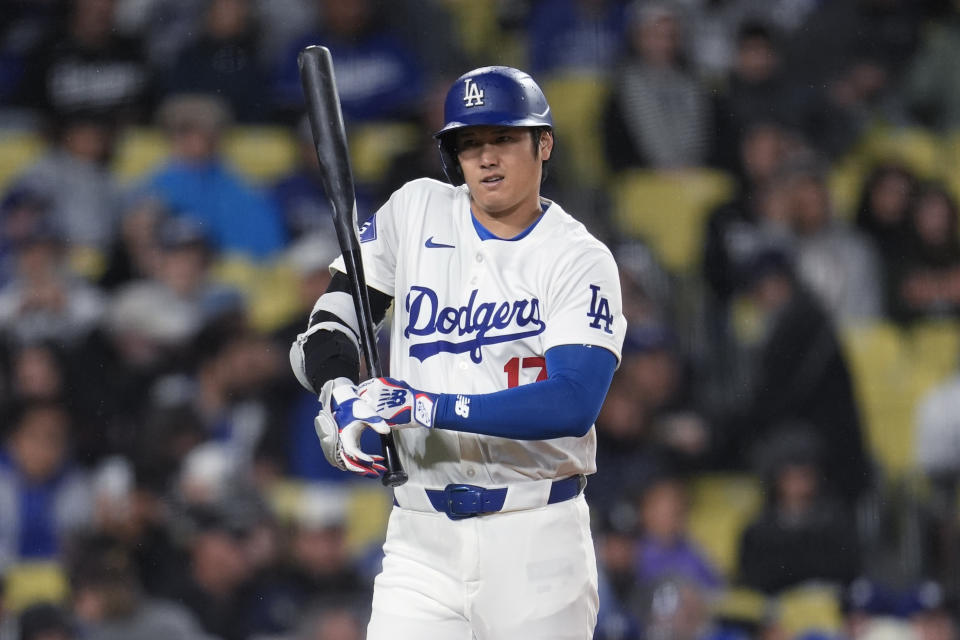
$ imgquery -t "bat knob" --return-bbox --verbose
[382,470,409,488]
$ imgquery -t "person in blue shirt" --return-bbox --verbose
[144,94,287,260]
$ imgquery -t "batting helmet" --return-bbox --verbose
[434,66,553,186]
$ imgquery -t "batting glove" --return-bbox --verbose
[315,377,391,477]
[358,377,436,429]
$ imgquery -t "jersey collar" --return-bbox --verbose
[471,199,550,242]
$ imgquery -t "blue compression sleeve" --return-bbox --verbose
[432,344,618,440]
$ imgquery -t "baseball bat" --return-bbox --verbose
[298,45,407,487]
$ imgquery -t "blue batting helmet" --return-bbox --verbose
[434,66,553,186]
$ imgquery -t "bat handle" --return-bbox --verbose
[379,435,408,487]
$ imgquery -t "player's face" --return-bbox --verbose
[456,126,553,221]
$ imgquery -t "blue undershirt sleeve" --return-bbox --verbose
[432,344,618,439]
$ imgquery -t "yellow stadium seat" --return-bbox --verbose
[209,255,300,332]
[859,125,944,181]
[348,121,419,186]
[775,584,843,637]
[266,479,391,557]
[907,320,960,384]
[3,561,70,612]
[344,484,393,555]
[712,587,769,626]
[542,74,611,187]
[439,0,524,67]
[685,473,763,579]
[840,323,917,476]
[611,168,735,273]
[224,126,297,184]
[112,127,170,184]
[829,153,869,221]
[0,129,46,192]
[941,132,960,205]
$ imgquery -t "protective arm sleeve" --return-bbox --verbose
[432,344,617,440]
[297,271,393,390]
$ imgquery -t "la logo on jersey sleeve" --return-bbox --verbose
[587,285,614,334]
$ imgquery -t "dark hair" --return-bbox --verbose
[736,19,776,47]
[18,602,75,640]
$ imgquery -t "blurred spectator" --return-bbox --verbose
[716,250,873,504]
[1,341,106,467]
[630,575,719,640]
[525,0,629,78]
[0,188,54,288]
[111,0,207,70]
[602,2,712,171]
[702,120,793,307]
[0,218,105,349]
[634,474,722,592]
[784,156,885,327]
[108,216,245,350]
[853,163,919,317]
[615,239,674,332]
[594,503,644,640]
[251,485,371,635]
[271,117,373,242]
[16,0,153,123]
[97,196,166,292]
[294,603,366,640]
[589,326,709,515]
[164,0,271,122]
[737,425,861,595]
[903,4,960,131]
[377,78,451,201]
[18,602,77,640]
[710,21,809,173]
[678,0,818,82]
[143,93,287,259]
[68,535,211,640]
[0,0,62,112]
[783,0,924,100]
[249,0,317,68]
[916,360,960,479]
[780,0,924,156]
[14,111,123,253]
[0,399,92,570]
[887,182,960,324]
[271,0,424,123]
[162,506,257,640]
[148,320,284,468]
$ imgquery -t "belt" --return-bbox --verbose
[400,475,586,520]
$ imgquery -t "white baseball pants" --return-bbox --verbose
[366,493,598,640]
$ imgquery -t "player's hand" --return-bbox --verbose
[315,377,391,477]
[358,377,436,429]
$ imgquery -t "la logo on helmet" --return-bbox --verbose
[463,78,484,107]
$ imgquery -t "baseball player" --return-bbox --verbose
[290,66,626,639]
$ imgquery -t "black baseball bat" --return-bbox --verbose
[298,45,407,487]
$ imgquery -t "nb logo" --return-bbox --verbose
[587,284,614,334]
[381,389,408,409]
[454,395,470,418]
[463,78,484,107]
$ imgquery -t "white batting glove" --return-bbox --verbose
[316,377,391,477]
[357,377,436,429]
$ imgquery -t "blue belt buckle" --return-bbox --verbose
[444,484,484,520]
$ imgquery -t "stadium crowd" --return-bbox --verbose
[2,0,960,638]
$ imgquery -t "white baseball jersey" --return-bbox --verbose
[332,177,626,488]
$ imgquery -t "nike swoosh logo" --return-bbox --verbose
[425,236,455,249]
